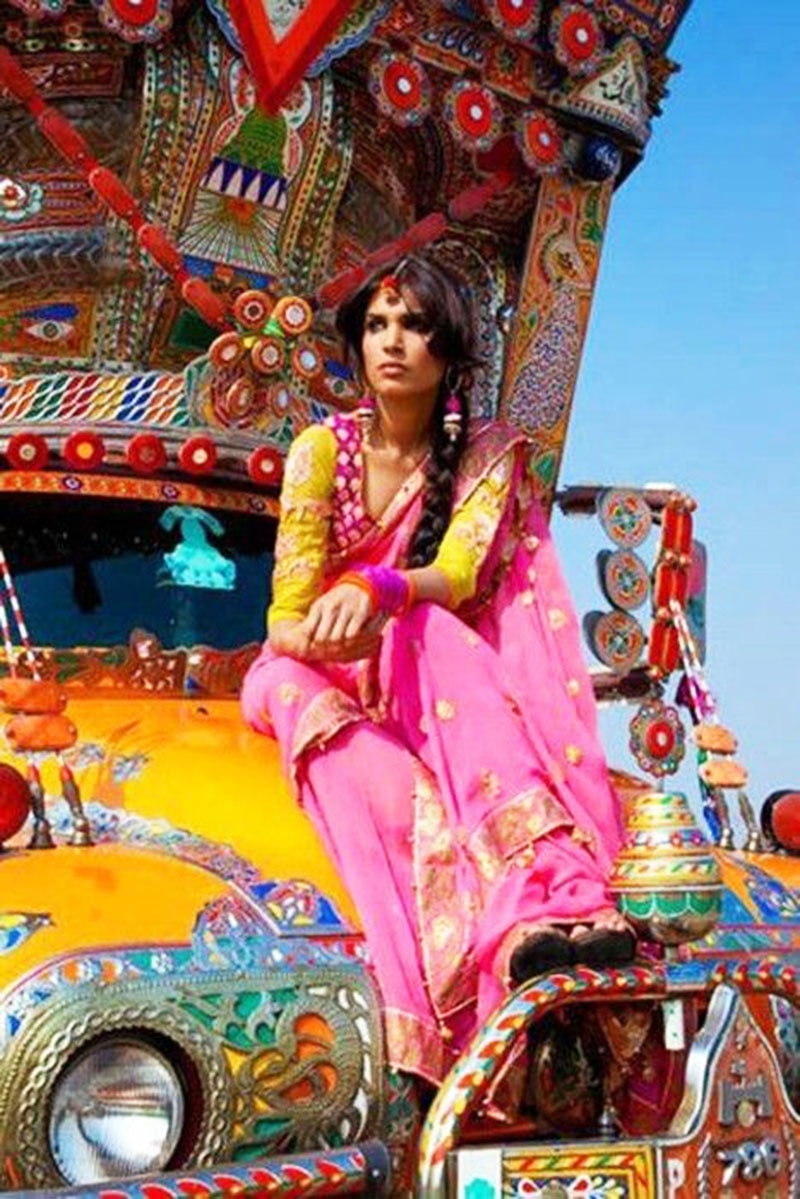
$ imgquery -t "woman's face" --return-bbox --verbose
[360,285,446,404]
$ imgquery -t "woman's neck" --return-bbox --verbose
[372,392,437,459]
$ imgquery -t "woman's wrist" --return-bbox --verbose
[338,567,416,617]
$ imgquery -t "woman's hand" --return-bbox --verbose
[302,582,383,660]
[269,584,383,663]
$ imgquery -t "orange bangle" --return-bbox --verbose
[337,570,380,616]
[403,573,419,614]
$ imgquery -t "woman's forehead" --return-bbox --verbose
[365,286,423,317]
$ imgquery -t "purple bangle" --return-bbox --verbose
[360,566,413,617]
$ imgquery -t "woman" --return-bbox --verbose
[242,255,632,1085]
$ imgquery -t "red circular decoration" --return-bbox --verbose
[209,332,245,371]
[178,435,217,475]
[6,432,48,470]
[221,377,258,426]
[248,446,283,487]
[233,290,272,331]
[126,432,167,474]
[486,0,541,40]
[645,719,677,759]
[516,110,563,174]
[369,51,431,127]
[250,335,286,375]
[63,430,105,470]
[109,0,159,26]
[292,343,323,381]
[629,700,686,777]
[272,295,314,337]
[0,762,30,843]
[443,81,503,152]
[550,3,604,74]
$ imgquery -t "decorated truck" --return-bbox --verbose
[2,2,800,1196]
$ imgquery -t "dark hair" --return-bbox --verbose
[335,254,478,568]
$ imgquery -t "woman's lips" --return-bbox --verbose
[378,362,406,374]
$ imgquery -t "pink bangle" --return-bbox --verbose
[337,567,415,617]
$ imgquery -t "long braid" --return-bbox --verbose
[406,387,470,568]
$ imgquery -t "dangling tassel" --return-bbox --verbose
[354,394,375,447]
[443,393,463,444]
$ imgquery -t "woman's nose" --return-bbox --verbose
[383,321,404,352]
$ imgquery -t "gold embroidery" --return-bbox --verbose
[571,826,595,850]
[520,590,535,606]
[480,769,502,800]
[277,682,302,706]
[524,534,541,552]
[435,699,456,721]
[469,787,573,884]
[548,607,567,630]
[290,686,363,766]
[565,744,583,765]
[411,763,478,1016]
[282,438,316,494]
[567,678,581,696]
[382,1008,456,1086]
[527,566,538,584]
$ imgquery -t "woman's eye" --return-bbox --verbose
[404,314,430,334]
[365,316,384,333]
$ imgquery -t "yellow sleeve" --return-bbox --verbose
[432,445,515,608]
[267,423,336,629]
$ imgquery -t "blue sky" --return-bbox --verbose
[557,0,800,820]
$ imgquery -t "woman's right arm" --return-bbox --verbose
[267,425,336,657]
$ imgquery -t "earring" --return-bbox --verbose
[443,395,462,443]
[443,367,463,444]
[354,393,376,447]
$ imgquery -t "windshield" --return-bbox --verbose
[0,492,275,651]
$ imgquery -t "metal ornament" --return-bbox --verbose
[369,51,432,127]
[583,609,645,672]
[598,547,650,611]
[629,699,686,778]
[442,80,503,153]
[597,487,652,548]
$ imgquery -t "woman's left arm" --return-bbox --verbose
[408,445,516,607]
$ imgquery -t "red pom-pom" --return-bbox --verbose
[6,432,48,470]
[247,445,283,487]
[178,435,217,475]
[0,762,30,844]
[126,432,166,474]
[63,430,105,470]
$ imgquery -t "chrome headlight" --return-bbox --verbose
[48,1037,185,1184]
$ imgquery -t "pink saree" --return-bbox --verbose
[242,416,624,1084]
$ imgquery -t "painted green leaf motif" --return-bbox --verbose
[223,1021,254,1050]
[254,1020,276,1045]
[234,991,263,1020]
[535,452,557,485]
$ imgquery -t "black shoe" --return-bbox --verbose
[570,926,636,968]
[510,928,575,984]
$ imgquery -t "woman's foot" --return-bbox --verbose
[569,911,636,968]
[510,926,575,984]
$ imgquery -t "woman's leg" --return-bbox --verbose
[302,722,464,1085]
